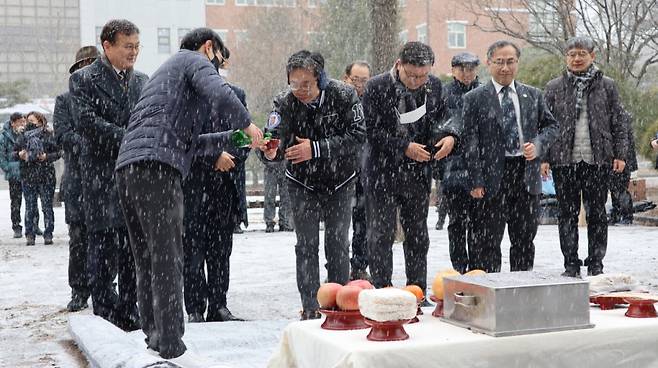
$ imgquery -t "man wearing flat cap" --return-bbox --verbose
[53,45,100,312]
[438,52,481,274]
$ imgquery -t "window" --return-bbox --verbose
[234,30,248,47]
[178,28,190,48]
[447,22,466,48]
[527,1,560,40]
[213,29,229,42]
[235,0,255,5]
[206,0,225,4]
[95,26,103,51]
[308,0,325,7]
[399,30,408,45]
[398,0,406,7]
[158,28,171,54]
[416,23,427,44]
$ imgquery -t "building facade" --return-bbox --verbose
[0,0,80,97]
[79,0,206,76]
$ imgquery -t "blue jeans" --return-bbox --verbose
[23,181,55,237]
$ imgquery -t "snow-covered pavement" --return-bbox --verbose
[1,190,657,367]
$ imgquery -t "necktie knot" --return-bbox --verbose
[118,70,126,80]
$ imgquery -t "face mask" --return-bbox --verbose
[218,68,229,78]
[25,123,37,130]
[210,55,222,71]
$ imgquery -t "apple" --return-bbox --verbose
[317,283,342,309]
[347,279,374,290]
[336,285,362,310]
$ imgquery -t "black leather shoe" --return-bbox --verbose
[561,269,581,278]
[279,224,294,232]
[188,312,205,323]
[44,235,53,245]
[233,224,244,234]
[67,294,89,312]
[13,228,22,238]
[207,307,245,322]
[300,310,321,321]
[114,311,141,331]
[265,224,275,233]
[26,236,35,246]
[587,268,604,277]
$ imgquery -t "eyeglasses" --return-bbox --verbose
[349,76,369,85]
[401,65,430,82]
[566,50,591,58]
[121,44,141,52]
[289,81,313,92]
[490,59,518,67]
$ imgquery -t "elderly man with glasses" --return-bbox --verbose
[361,42,457,300]
[543,36,628,277]
[463,40,559,273]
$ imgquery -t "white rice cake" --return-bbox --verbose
[358,288,417,322]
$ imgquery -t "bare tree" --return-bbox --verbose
[368,0,400,74]
[461,0,658,85]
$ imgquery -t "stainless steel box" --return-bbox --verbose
[441,271,594,337]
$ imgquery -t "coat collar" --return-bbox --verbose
[89,57,137,105]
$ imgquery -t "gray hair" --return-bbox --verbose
[486,40,521,60]
[565,36,595,53]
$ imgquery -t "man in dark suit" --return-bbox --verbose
[463,40,559,273]
[362,42,457,297]
[54,45,100,312]
[69,19,147,331]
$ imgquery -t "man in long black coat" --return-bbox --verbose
[362,42,457,297]
[69,19,146,331]
[54,45,100,312]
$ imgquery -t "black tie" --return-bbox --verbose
[118,70,126,80]
[501,86,520,154]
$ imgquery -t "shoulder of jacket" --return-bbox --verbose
[545,76,565,90]
[327,80,357,102]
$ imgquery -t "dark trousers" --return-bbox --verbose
[367,179,431,292]
[22,181,54,237]
[470,157,539,273]
[289,183,354,312]
[609,170,633,223]
[552,162,609,272]
[444,190,475,274]
[68,221,89,298]
[87,226,138,328]
[435,179,448,225]
[183,176,237,318]
[9,179,22,230]
[350,176,368,272]
[117,162,186,359]
[263,164,291,227]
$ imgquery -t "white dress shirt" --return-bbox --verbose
[492,78,524,156]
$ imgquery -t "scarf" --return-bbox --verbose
[567,64,601,116]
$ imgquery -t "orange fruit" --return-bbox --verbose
[465,269,486,276]
[431,269,460,300]
[403,285,424,302]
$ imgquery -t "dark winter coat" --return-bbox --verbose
[116,50,251,178]
[361,71,456,194]
[184,84,250,227]
[544,70,628,166]
[437,78,481,191]
[463,80,559,197]
[263,79,365,195]
[0,120,22,181]
[12,125,60,184]
[53,92,85,224]
[622,110,638,172]
[69,56,149,231]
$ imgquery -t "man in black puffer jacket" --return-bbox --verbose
[115,28,260,363]
[259,50,365,321]
[439,52,481,274]
[362,42,458,299]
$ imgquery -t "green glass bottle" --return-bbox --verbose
[231,129,271,148]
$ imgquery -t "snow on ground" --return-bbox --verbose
[1,189,658,367]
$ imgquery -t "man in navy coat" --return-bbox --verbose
[463,40,559,273]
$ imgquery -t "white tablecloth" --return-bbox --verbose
[268,308,658,368]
